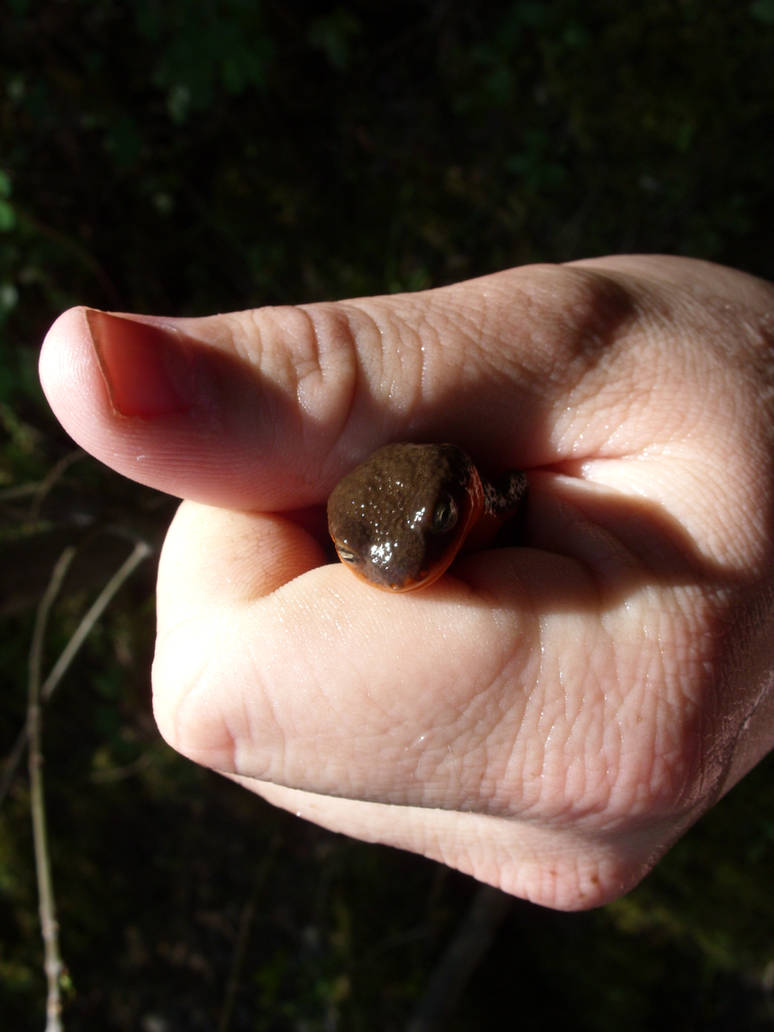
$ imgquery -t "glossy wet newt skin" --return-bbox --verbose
[327,443,527,592]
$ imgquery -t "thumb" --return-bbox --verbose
[38,303,363,510]
[38,264,635,510]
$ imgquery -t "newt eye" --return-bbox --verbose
[336,546,357,563]
[431,494,458,534]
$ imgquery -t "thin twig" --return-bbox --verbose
[27,450,87,524]
[217,836,281,1032]
[40,539,153,704]
[15,204,120,302]
[405,884,513,1032]
[28,547,76,1032]
[0,539,153,807]
[0,449,83,510]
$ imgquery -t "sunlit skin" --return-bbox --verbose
[327,442,527,591]
[39,257,774,910]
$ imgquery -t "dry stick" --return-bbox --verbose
[216,836,282,1032]
[26,538,153,1030]
[28,449,87,525]
[41,539,153,704]
[0,449,84,507]
[28,546,76,1032]
[0,540,154,806]
[404,884,513,1032]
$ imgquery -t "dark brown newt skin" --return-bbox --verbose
[327,443,527,592]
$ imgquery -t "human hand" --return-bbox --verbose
[39,256,774,910]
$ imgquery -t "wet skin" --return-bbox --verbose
[327,443,528,592]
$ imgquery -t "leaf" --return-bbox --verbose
[750,0,774,25]
[0,200,16,231]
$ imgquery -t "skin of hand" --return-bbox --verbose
[39,256,774,911]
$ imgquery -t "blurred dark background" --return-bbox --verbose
[2,2,774,1029]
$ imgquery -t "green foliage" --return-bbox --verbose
[0,169,16,232]
[2,1,774,1028]
[751,0,774,24]
[2,0,773,359]
[307,9,362,71]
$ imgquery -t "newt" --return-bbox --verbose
[327,442,527,591]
